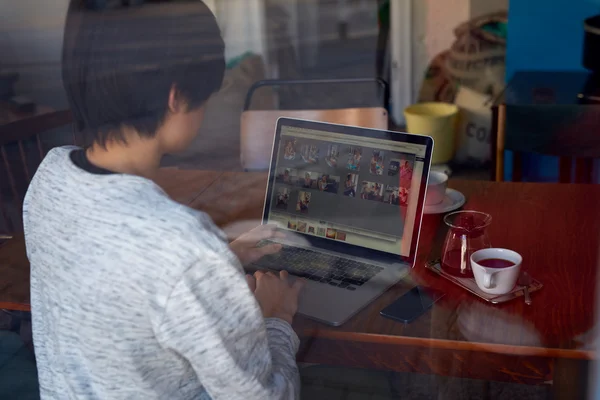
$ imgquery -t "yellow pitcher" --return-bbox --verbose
[404,102,459,164]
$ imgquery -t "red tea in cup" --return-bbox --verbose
[477,258,515,269]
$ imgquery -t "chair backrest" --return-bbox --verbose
[240,107,389,171]
[243,78,389,111]
[240,78,389,171]
[0,110,74,232]
[492,104,600,183]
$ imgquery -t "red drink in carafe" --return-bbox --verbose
[441,211,491,278]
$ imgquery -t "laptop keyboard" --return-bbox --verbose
[250,245,384,291]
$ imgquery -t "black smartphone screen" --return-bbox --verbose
[380,286,445,323]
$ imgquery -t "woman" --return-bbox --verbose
[400,160,413,189]
[344,174,356,197]
[283,169,291,184]
[303,172,313,188]
[318,175,329,191]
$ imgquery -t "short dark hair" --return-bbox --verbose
[62,0,225,146]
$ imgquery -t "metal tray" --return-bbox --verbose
[425,260,543,304]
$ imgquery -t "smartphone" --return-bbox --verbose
[380,286,445,323]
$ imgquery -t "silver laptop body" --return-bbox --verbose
[251,118,434,326]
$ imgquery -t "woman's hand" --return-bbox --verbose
[229,224,284,266]
[246,270,304,325]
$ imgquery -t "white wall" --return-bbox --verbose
[470,0,509,19]
[423,0,471,64]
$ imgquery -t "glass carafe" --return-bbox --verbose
[441,211,492,278]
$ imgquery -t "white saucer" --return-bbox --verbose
[423,188,466,215]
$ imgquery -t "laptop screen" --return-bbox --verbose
[265,122,429,258]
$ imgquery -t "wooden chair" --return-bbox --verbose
[240,78,389,171]
[492,104,600,183]
[0,110,74,234]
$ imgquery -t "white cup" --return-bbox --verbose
[470,248,522,295]
[425,171,448,205]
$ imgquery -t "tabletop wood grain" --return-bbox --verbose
[173,172,600,358]
[296,179,600,349]
[2,169,599,386]
[183,172,600,388]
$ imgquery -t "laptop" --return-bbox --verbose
[249,118,434,326]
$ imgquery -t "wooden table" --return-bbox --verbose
[2,169,599,395]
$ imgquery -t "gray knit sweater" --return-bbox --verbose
[23,147,300,399]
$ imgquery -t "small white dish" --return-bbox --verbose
[423,188,465,215]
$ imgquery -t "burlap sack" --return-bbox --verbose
[445,11,507,99]
[418,51,456,103]
[419,12,507,103]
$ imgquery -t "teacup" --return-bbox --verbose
[470,248,522,295]
[425,171,448,205]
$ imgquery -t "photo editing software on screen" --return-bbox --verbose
[267,125,427,257]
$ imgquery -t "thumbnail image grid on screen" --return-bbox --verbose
[270,135,416,239]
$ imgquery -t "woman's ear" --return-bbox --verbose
[168,84,181,113]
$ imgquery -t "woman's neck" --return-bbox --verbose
[85,135,163,179]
